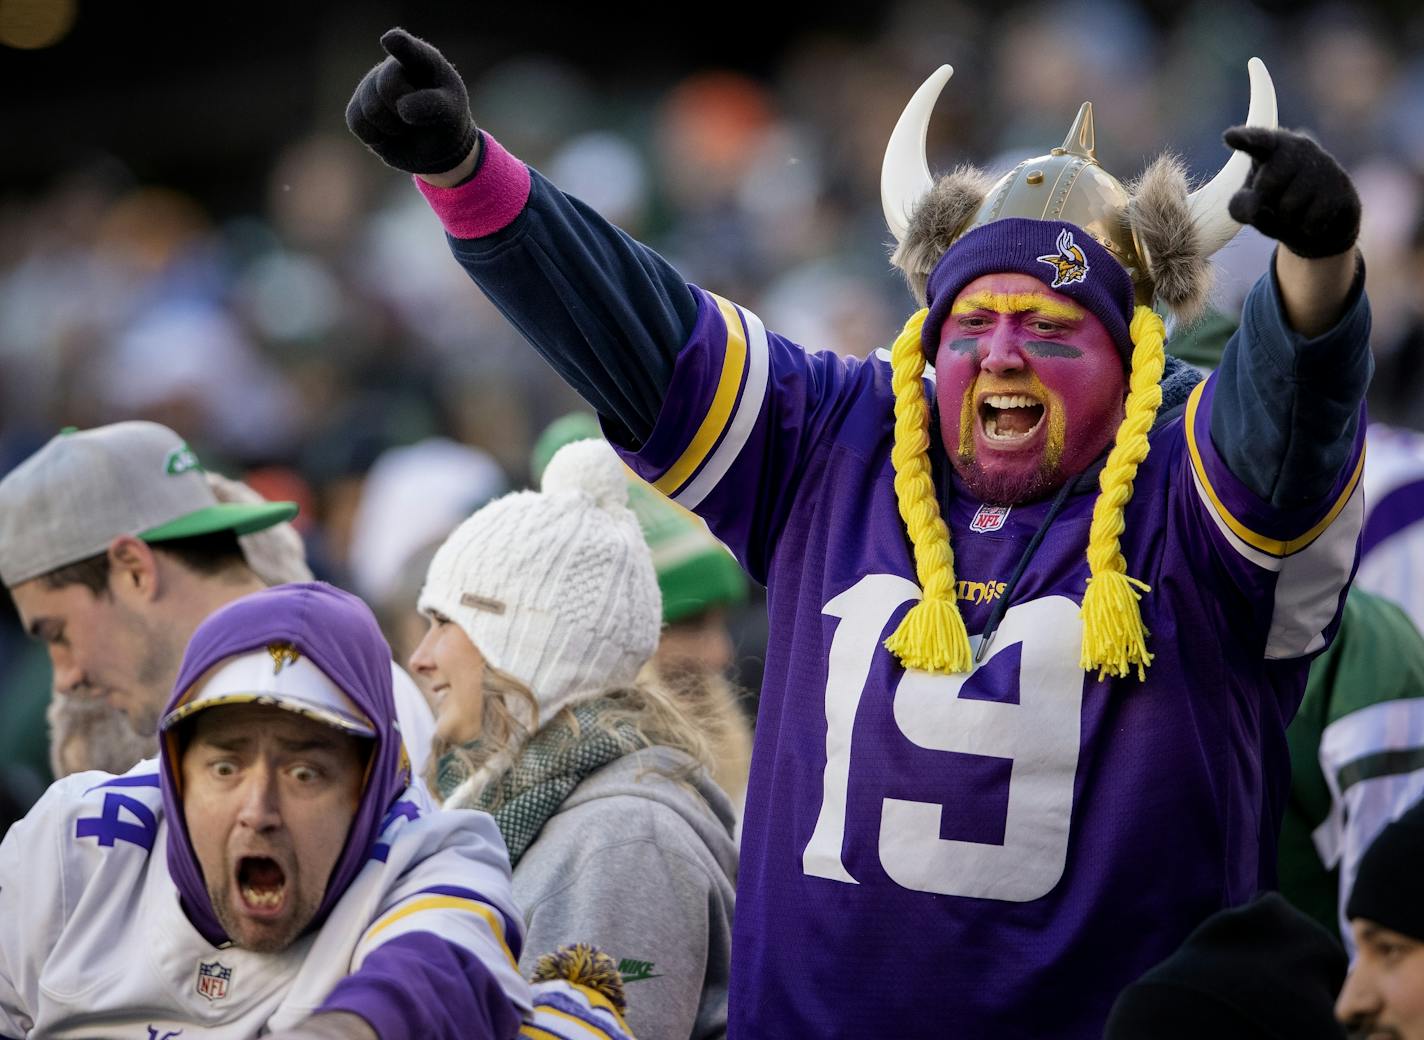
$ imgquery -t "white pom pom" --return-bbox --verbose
[541,439,629,511]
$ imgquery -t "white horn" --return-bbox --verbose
[1186,57,1278,256]
[882,65,953,244]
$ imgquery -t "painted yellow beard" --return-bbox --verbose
[956,373,1065,475]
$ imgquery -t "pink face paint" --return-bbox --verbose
[933,272,1127,505]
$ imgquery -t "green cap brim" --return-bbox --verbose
[139,501,298,543]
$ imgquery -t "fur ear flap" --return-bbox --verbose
[1128,155,1213,324]
[891,165,992,307]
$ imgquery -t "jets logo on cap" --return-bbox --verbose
[165,444,203,476]
[1036,228,1089,289]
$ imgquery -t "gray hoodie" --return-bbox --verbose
[511,746,737,1040]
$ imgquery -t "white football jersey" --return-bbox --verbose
[0,763,531,1038]
[1358,423,1424,634]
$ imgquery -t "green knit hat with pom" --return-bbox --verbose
[532,414,748,625]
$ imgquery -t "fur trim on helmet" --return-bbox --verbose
[1128,155,1213,324]
[891,165,993,306]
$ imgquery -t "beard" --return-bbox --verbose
[106,600,186,738]
[946,373,1069,506]
[952,451,1064,506]
[126,698,164,739]
[207,870,318,954]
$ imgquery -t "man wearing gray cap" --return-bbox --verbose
[0,421,434,777]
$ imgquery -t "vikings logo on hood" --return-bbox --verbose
[159,582,410,947]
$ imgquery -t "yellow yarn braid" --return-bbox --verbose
[884,308,974,674]
[1079,305,1167,681]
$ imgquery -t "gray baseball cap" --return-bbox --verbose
[0,421,298,588]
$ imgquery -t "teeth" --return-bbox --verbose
[241,885,283,908]
[985,393,1039,409]
[984,418,1031,441]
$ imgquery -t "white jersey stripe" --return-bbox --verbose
[1264,486,1362,659]
[1318,698,1424,782]
[1188,464,1281,572]
[1314,698,1424,949]
[675,302,770,511]
[1189,458,1363,659]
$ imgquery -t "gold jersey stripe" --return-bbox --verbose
[1184,380,1365,557]
[363,894,517,971]
[652,294,747,496]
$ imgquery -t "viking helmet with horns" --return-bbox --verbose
[876,60,1278,681]
[884,59,1278,316]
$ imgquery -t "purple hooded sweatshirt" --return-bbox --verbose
[159,581,411,947]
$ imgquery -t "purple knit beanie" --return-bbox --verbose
[921,218,1135,363]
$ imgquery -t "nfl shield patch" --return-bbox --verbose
[196,960,232,1002]
[970,505,1010,533]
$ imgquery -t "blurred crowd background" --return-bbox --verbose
[2,0,1423,811]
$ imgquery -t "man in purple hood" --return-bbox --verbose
[0,583,533,1039]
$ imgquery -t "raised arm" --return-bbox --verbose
[347,29,696,446]
[310,804,531,1040]
[1210,126,1370,509]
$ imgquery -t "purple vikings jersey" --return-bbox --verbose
[617,288,1365,1038]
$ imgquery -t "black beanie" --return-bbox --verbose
[1103,893,1347,1040]
[1346,796,1424,941]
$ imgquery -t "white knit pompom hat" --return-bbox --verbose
[418,439,662,723]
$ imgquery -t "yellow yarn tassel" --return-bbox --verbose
[883,309,974,674]
[1079,305,1167,680]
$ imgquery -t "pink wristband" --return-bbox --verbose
[414,134,532,240]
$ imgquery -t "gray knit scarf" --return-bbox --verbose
[438,698,640,866]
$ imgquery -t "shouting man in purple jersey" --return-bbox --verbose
[348,31,1369,1039]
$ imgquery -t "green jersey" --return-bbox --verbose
[1280,587,1424,945]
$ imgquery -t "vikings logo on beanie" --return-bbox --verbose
[920,219,1136,364]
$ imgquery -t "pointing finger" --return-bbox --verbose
[1222,125,1279,161]
[380,28,447,85]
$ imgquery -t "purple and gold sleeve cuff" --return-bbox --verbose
[1186,374,1366,557]
[320,932,524,1040]
[415,132,532,240]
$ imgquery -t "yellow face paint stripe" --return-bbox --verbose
[364,895,518,971]
[518,1026,562,1039]
[950,292,1086,322]
[652,294,747,496]
[1184,381,1365,557]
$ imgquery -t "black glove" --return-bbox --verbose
[1222,126,1360,259]
[346,28,477,176]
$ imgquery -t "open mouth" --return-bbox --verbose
[979,393,1045,443]
[236,856,287,914]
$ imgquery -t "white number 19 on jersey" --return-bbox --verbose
[802,574,1084,902]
